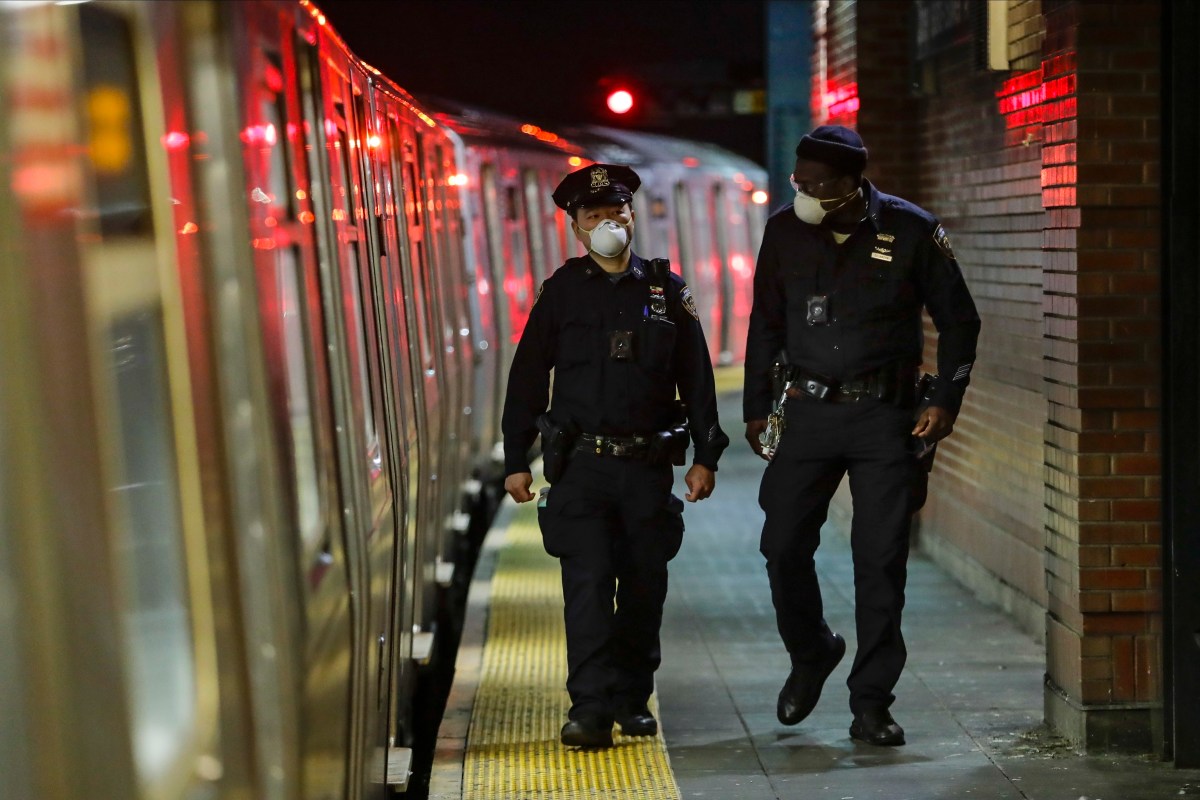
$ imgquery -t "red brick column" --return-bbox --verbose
[1041,0,1162,751]
[853,0,919,192]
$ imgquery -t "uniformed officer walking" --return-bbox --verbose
[743,126,981,746]
[502,163,730,748]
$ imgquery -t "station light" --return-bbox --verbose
[606,89,634,115]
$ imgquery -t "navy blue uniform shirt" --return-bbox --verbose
[743,179,981,421]
[502,253,730,476]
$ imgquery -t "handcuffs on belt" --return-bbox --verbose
[758,379,793,460]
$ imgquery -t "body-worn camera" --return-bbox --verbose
[806,294,830,326]
[610,330,633,360]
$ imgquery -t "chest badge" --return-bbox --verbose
[871,245,893,263]
[649,284,668,316]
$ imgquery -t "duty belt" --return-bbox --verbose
[576,433,651,458]
[785,364,917,405]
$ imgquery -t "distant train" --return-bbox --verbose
[0,2,767,799]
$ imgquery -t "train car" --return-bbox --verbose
[0,1,476,797]
[0,2,770,799]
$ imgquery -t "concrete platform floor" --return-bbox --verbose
[656,394,1200,800]
[432,391,1200,799]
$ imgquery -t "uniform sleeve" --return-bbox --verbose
[501,281,556,476]
[916,222,981,415]
[743,220,788,421]
[673,282,730,471]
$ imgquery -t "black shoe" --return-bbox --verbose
[560,717,614,748]
[615,707,658,737]
[777,632,846,725]
[850,708,906,746]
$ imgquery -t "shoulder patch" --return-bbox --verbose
[680,285,699,320]
[932,224,955,260]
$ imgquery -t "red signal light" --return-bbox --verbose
[606,89,634,115]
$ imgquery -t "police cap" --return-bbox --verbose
[552,163,641,213]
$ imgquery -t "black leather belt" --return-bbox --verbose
[785,364,917,405]
[576,433,651,458]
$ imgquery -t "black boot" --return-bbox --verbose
[777,632,846,725]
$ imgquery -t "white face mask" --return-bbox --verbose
[793,186,860,225]
[581,218,630,258]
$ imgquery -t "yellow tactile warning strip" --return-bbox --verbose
[712,364,744,398]
[462,480,682,800]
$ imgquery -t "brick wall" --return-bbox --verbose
[812,0,1164,751]
[1039,0,1162,751]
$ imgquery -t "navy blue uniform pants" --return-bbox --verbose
[537,452,685,722]
[758,397,920,715]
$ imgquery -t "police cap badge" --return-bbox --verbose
[552,163,641,213]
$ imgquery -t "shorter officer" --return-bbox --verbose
[744,126,981,746]
[502,163,729,748]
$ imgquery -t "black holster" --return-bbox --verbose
[537,414,577,484]
[908,373,938,513]
[648,425,689,466]
[648,401,689,467]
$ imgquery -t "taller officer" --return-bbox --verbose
[502,163,730,749]
[743,126,981,746]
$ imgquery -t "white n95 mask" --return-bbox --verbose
[583,219,630,258]
[793,186,860,225]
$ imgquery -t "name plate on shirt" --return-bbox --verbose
[871,251,893,262]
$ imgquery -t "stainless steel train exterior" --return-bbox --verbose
[0,2,767,799]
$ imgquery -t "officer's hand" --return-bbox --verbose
[912,406,955,444]
[684,464,715,502]
[504,472,535,503]
[745,420,770,461]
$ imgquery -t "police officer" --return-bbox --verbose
[502,163,730,748]
[743,126,981,746]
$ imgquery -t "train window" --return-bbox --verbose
[480,164,510,334]
[405,160,424,229]
[259,52,295,218]
[522,170,547,281]
[343,245,379,456]
[106,311,196,784]
[273,246,323,549]
[332,101,357,219]
[710,183,733,361]
[79,5,151,236]
[506,183,530,300]
[541,173,564,269]
[674,182,695,282]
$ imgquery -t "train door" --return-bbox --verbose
[430,139,476,548]
[480,162,513,437]
[2,3,231,796]
[345,69,404,797]
[238,7,381,796]
[292,39,377,797]
[710,182,734,364]
[417,133,464,567]
[379,108,425,749]
[80,5,232,797]
[456,145,502,477]
[395,119,445,642]
[523,167,549,281]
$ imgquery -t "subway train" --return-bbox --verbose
[0,2,767,799]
